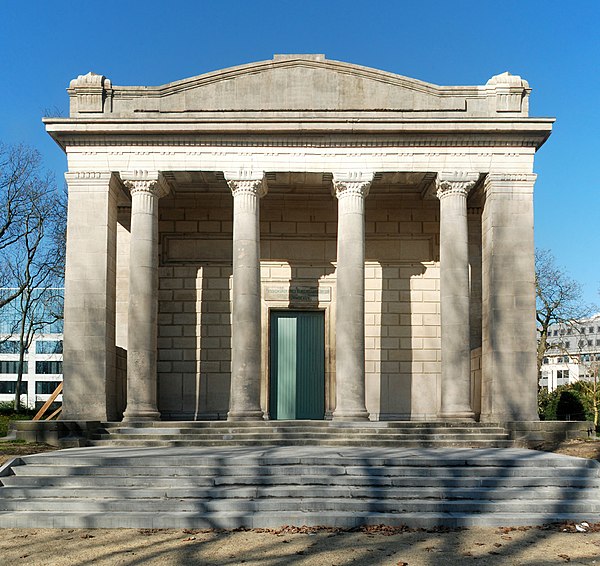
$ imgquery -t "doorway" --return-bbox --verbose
[269,310,325,420]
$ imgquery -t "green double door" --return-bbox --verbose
[269,311,325,420]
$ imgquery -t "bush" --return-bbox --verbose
[539,382,597,422]
[0,401,36,417]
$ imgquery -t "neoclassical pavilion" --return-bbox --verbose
[45,54,553,423]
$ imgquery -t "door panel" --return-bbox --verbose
[270,311,325,420]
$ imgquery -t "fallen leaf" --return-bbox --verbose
[558,555,571,563]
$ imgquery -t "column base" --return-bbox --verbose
[122,407,161,422]
[227,410,264,422]
[439,410,475,421]
[332,409,370,421]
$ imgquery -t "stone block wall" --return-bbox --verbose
[113,187,485,420]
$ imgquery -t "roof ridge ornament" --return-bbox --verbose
[483,71,530,115]
[67,72,113,114]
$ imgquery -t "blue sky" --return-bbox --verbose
[1,0,598,303]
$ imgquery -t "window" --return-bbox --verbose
[35,381,61,395]
[543,357,549,364]
[0,341,19,354]
[590,327,595,334]
[557,369,570,381]
[566,328,572,335]
[35,361,62,375]
[596,339,600,347]
[580,328,586,335]
[35,340,63,354]
[0,381,17,394]
[588,340,594,347]
[0,361,27,374]
[565,341,571,348]
[553,330,558,337]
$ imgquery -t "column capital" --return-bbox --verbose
[435,171,479,200]
[483,172,537,195]
[332,171,374,199]
[224,170,267,198]
[122,170,169,198]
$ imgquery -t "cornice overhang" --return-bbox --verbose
[44,116,555,152]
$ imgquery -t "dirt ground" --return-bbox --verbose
[2,439,600,565]
[1,524,600,565]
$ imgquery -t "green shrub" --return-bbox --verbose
[539,382,597,422]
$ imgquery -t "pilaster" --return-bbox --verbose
[481,172,538,421]
[63,171,120,421]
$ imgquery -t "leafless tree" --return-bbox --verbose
[0,142,65,410]
[0,143,59,309]
[536,248,595,375]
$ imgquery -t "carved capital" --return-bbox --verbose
[483,172,537,196]
[224,170,267,198]
[122,170,169,198]
[332,172,374,199]
[435,172,478,200]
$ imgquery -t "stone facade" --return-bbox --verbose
[46,55,553,423]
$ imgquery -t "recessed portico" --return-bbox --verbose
[48,55,552,424]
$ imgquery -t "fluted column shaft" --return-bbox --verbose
[123,174,165,421]
[436,172,477,420]
[332,172,373,421]
[226,172,267,421]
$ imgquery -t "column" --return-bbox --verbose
[481,173,538,421]
[436,172,478,420]
[225,171,267,421]
[62,172,119,421]
[332,172,374,421]
[122,172,167,421]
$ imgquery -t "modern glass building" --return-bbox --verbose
[0,288,64,409]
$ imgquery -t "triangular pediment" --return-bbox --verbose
[115,55,473,114]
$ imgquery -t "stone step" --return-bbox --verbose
[98,426,509,435]
[1,496,599,514]
[3,510,599,530]
[14,463,582,477]
[2,485,598,501]
[3,447,598,529]
[92,431,509,441]
[88,439,515,448]
[6,474,598,490]
[101,420,504,431]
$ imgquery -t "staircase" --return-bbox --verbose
[88,420,514,448]
[1,446,600,528]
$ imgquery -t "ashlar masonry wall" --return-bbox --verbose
[116,186,483,420]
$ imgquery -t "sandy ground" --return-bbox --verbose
[1,524,600,565]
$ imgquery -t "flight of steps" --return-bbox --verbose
[1,446,600,529]
[88,421,514,448]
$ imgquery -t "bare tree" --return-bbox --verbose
[0,143,57,310]
[536,248,595,375]
[0,142,65,410]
